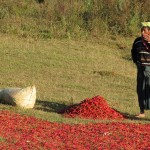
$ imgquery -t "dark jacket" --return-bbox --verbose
[131,37,150,65]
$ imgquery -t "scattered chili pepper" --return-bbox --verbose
[0,110,150,149]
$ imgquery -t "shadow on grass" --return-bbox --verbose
[113,109,150,122]
[122,112,150,122]
[35,100,68,113]
[35,101,150,122]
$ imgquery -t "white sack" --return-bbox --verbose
[0,85,36,109]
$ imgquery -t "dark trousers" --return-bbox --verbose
[137,65,150,113]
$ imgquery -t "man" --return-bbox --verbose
[131,22,150,118]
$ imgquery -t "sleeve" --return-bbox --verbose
[131,40,137,64]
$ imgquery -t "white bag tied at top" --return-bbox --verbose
[0,85,36,109]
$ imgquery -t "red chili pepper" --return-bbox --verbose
[0,109,150,149]
[60,95,125,120]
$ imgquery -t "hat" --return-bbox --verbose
[141,22,150,27]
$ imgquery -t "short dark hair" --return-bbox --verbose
[141,26,150,31]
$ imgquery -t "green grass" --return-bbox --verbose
[0,33,149,124]
[0,136,5,142]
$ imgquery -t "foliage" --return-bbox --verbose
[0,0,150,39]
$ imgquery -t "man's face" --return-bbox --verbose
[141,27,150,41]
[141,27,150,36]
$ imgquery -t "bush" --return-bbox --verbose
[0,0,149,39]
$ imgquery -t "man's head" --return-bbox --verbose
[141,22,150,42]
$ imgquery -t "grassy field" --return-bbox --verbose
[0,33,149,124]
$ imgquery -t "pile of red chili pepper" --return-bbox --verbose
[60,95,125,120]
[0,110,150,149]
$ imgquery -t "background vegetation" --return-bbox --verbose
[0,0,150,124]
[0,0,150,40]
